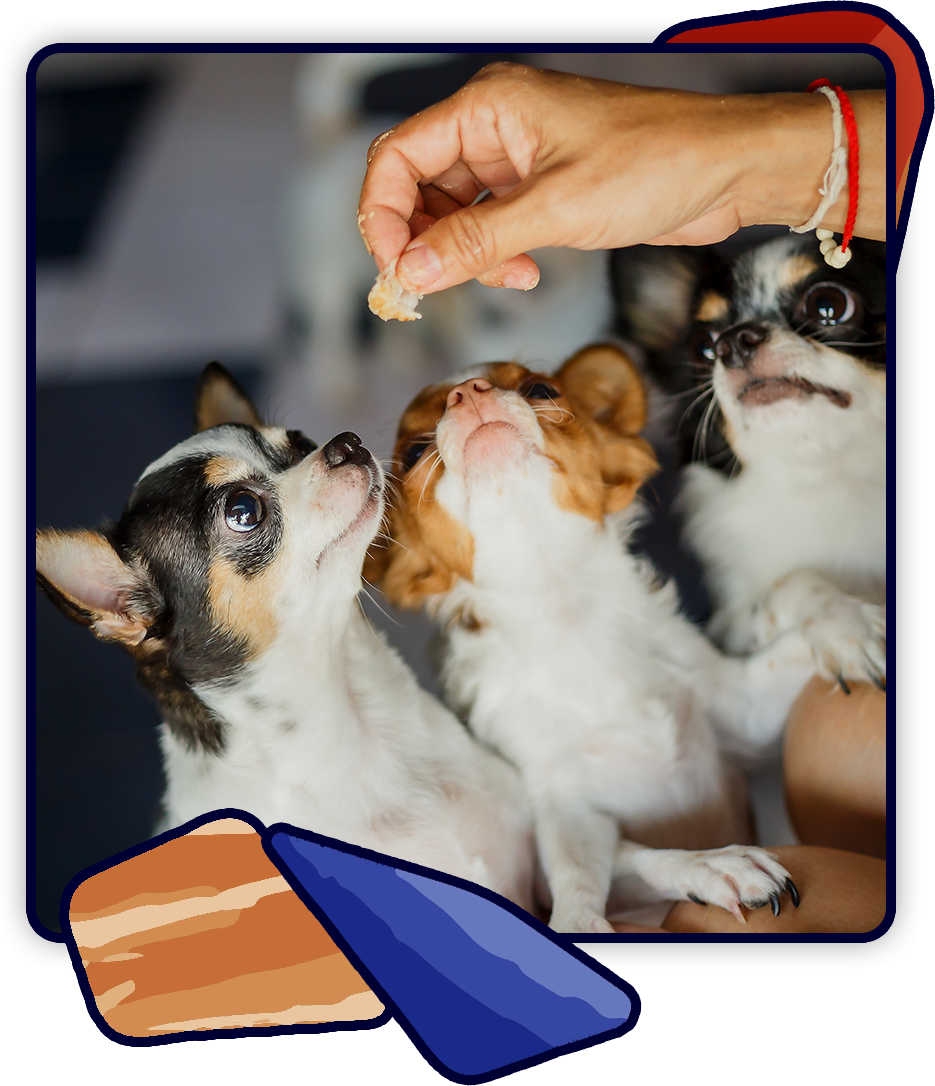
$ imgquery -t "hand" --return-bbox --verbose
[358,62,870,296]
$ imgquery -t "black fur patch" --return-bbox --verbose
[133,646,226,754]
[103,445,288,750]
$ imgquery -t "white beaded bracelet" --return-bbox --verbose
[791,83,853,268]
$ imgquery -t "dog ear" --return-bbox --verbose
[36,530,155,646]
[194,362,264,432]
[609,245,710,352]
[557,344,658,513]
[558,343,648,436]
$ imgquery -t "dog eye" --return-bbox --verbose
[521,381,560,400]
[225,490,264,531]
[800,283,860,326]
[690,328,718,363]
[399,438,433,473]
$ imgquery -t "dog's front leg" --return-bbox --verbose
[751,570,886,689]
[533,797,618,934]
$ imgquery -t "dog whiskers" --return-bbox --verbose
[678,380,719,462]
[531,404,576,424]
[810,338,886,348]
[418,450,444,508]
[803,326,886,348]
[358,580,402,627]
[693,389,722,464]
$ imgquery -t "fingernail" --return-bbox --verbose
[503,269,540,290]
[397,244,442,291]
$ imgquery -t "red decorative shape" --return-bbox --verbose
[659,6,930,235]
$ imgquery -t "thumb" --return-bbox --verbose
[396,190,548,294]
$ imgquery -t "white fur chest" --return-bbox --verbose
[438,499,738,837]
[683,442,886,611]
[156,615,534,907]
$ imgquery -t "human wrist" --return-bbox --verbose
[730,91,843,232]
[731,89,884,243]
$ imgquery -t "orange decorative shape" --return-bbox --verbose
[67,816,384,1039]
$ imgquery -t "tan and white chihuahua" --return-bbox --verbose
[36,363,535,910]
[372,345,814,933]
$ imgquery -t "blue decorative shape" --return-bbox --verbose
[265,826,640,1084]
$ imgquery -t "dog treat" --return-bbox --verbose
[367,257,423,321]
[67,817,383,1038]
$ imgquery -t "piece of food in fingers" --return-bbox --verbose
[367,256,423,321]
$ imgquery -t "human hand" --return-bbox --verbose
[358,62,843,296]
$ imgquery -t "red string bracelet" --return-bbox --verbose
[806,79,860,250]
[804,78,860,266]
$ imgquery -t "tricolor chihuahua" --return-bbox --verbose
[612,235,886,689]
[35,364,534,908]
[371,345,814,933]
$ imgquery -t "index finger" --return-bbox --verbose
[358,93,515,269]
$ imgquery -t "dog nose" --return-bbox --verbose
[715,323,770,369]
[447,378,493,409]
[322,431,368,468]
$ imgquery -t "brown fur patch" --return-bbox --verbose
[207,557,280,656]
[380,488,475,611]
[780,253,820,291]
[696,290,729,324]
[376,380,474,610]
[204,457,254,488]
[552,346,657,517]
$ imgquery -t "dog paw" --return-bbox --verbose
[674,846,800,923]
[751,574,885,690]
[803,599,886,690]
[548,908,615,935]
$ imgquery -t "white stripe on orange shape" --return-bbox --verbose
[72,877,291,949]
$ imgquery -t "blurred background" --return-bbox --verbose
[33,49,885,934]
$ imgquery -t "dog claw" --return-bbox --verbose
[785,879,800,908]
[836,673,852,696]
[768,892,781,917]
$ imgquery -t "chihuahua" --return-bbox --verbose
[35,363,535,909]
[611,235,886,689]
[371,345,813,933]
